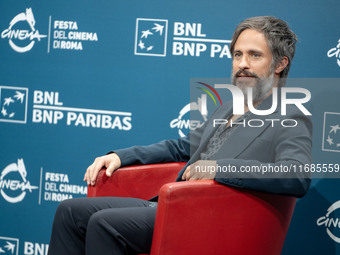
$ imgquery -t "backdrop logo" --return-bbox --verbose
[51,20,99,52]
[32,90,132,130]
[322,112,340,152]
[0,86,132,130]
[1,8,47,53]
[0,159,38,203]
[327,39,340,68]
[170,82,222,137]
[134,18,168,57]
[0,86,28,124]
[0,236,49,255]
[317,200,340,243]
[0,236,19,255]
[43,170,87,203]
[135,18,231,58]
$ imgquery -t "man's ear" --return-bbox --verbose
[274,56,289,75]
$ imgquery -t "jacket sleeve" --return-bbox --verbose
[111,103,229,167]
[214,111,313,198]
[112,120,209,167]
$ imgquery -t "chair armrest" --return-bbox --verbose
[151,180,296,255]
[87,162,186,200]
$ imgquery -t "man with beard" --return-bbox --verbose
[48,16,312,255]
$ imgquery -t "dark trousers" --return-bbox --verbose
[48,197,157,255]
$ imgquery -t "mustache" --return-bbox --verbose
[234,70,259,79]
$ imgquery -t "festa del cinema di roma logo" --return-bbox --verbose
[0,159,38,203]
[1,8,47,53]
[317,200,340,243]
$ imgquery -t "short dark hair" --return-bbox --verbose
[230,16,297,86]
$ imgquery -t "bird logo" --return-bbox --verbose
[139,24,164,52]
[326,124,340,148]
[0,237,18,255]
[135,19,168,56]
[0,89,26,121]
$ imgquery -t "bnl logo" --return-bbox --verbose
[0,86,28,124]
[134,18,168,57]
[322,112,340,153]
[0,236,19,255]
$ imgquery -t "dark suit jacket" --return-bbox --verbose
[115,94,313,198]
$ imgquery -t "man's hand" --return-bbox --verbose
[182,160,217,181]
[84,153,121,186]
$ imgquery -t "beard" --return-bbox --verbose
[231,69,274,104]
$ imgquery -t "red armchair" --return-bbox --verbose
[87,162,296,255]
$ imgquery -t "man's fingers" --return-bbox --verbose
[188,175,198,181]
[188,169,198,181]
[106,163,116,177]
[183,165,193,181]
[90,159,103,185]
[84,165,92,185]
[85,158,102,186]
[182,166,190,180]
[84,162,101,186]
[85,154,121,186]
[186,171,191,180]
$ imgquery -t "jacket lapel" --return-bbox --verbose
[176,103,233,181]
[190,102,233,162]
[209,92,280,159]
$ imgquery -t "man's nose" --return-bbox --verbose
[238,55,250,69]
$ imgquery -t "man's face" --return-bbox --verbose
[231,29,274,103]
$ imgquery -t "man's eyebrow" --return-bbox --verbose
[248,49,263,54]
[233,49,263,54]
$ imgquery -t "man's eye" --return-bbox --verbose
[234,53,241,58]
[252,53,261,58]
